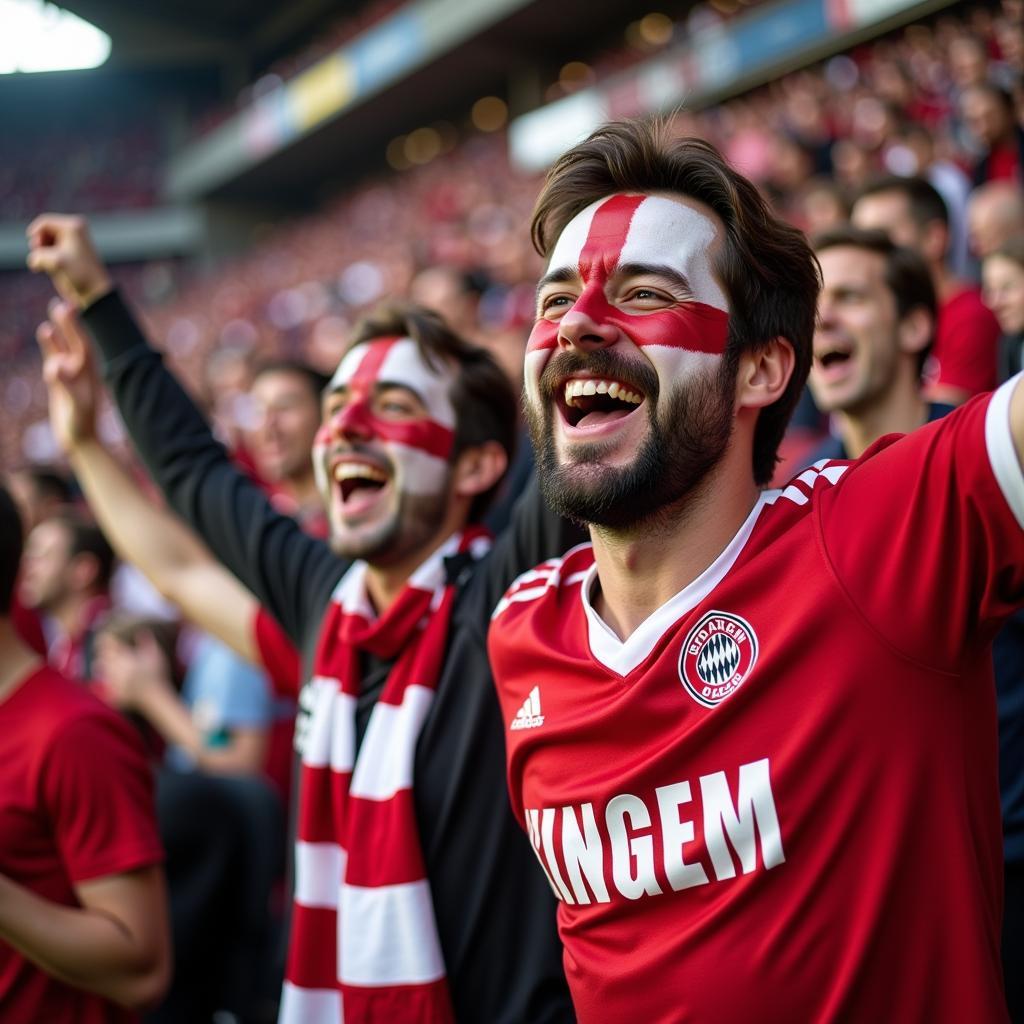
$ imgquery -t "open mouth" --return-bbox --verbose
[558,376,645,429]
[815,347,853,371]
[332,459,390,509]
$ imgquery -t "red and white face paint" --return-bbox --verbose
[314,337,457,539]
[526,193,731,413]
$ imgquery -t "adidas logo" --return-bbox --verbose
[510,686,545,731]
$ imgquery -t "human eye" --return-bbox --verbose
[375,388,421,418]
[621,283,675,308]
[538,291,575,318]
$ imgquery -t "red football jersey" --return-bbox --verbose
[0,664,163,1023]
[488,380,1024,1023]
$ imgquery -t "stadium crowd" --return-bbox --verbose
[3,1,1024,1021]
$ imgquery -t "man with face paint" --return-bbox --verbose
[488,120,1024,1022]
[27,215,578,1024]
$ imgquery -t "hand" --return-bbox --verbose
[94,631,172,713]
[36,302,101,450]
[25,214,112,310]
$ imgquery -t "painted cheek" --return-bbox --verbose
[526,318,558,354]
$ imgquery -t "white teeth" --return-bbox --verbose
[562,378,643,409]
[333,462,387,483]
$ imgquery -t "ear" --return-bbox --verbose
[452,441,509,502]
[735,337,796,411]
[898,306,932,358]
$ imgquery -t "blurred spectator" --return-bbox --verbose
[0,483,170,1022]
[19,510,115,681]
[4,464,72,532]
[982,233,1024,1023]
[806,225,941,462]
[969,181,1024,260]
[852,174,1000,403]
[961,83,1024,185]
[95,614,276,780]
[982,235,1024,380]
[248,361,329,538]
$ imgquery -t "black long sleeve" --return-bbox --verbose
[82,290,345,651]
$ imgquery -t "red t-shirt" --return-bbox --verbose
[0,665,163,1023]
[925,286,1000,399]
[488,382,1022,1023]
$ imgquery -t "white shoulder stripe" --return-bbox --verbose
[985,373,1024,529]
[491,542,594,620]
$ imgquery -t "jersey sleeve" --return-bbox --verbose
[81,290,346,651]
[818,375,1024,670]
[252,605,303,698]
[41,709,163,883]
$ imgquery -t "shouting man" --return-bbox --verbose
[28,218,578,1023]
[489,120,1021,1022]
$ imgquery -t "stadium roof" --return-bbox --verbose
[57,0,371,72]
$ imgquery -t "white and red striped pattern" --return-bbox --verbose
[281,528,489,1024]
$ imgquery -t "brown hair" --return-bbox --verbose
[0,486,23,616]
[531,118,820,485]
[814,224,937,374]
[345,302,517,520]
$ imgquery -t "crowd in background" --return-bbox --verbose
[3,2,1024,1020]
[1,5,1022,471]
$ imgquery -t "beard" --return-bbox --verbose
[527,348,736,530]
[329,487,451,565]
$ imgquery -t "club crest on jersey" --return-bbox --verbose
[679,610,759,708]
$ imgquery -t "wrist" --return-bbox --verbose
[77,277,114,311]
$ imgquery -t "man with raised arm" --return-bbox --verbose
[0,483,170,1023]
[487,120,1021,1022]
[28,216,577,1024]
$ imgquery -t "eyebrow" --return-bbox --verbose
[535,265,581,305]
[324,380,426,403]
[534,261,696,305]
[612,262,694,296]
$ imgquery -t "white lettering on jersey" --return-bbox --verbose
[606,795,664,900]
[525,758,785,904]
[656,781,709,891]
[701,759,785,878]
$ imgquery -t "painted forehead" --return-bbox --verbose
[546,194,729,312]
[328,336,456,428]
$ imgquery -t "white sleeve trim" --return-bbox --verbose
[985,372,1024,530]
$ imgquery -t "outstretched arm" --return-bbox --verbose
[36,304,258,663]
[27,214,346,647]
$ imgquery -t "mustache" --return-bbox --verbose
[538,349,659,401]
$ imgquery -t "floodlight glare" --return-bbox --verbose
[0,0,111,74]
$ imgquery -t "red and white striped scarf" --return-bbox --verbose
[279,527,491,1024]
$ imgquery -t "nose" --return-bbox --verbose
[557,285,619,352]
[327,399,374,443]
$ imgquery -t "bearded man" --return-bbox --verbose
[488,119,1022,1023]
